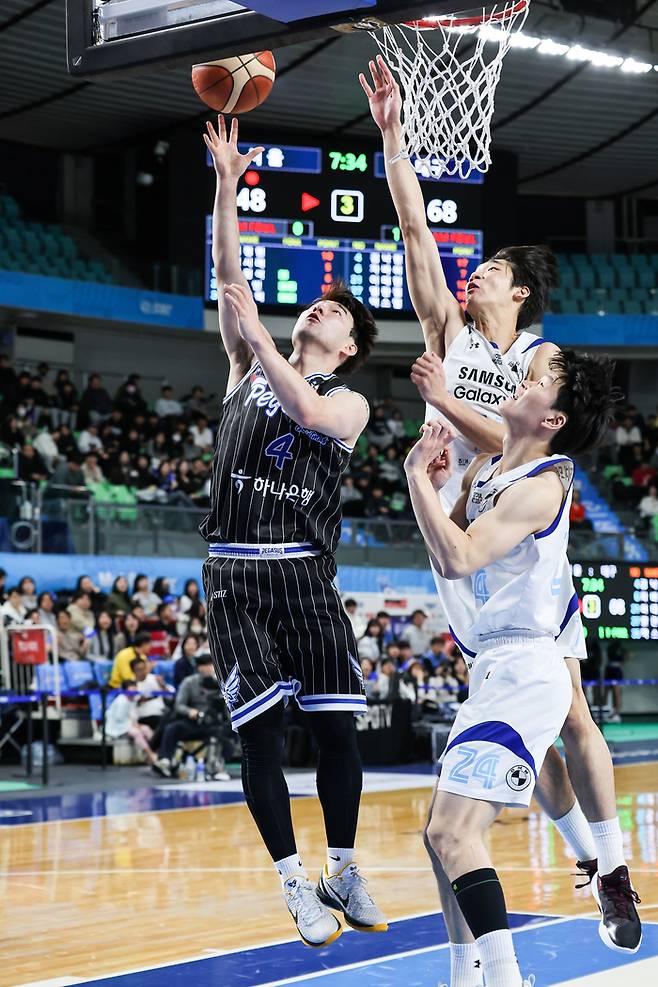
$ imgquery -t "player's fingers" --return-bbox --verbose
[230,116,238,143]
[247,146,265,164]
[206,120,218,143]
[358,73,375,99]
[369,59,382,90]
[376,55,395,85]
[217,115,226,141]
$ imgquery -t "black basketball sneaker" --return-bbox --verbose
[592,865,642,953]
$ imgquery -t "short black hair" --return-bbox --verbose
[549,350,620,456]
[344,598,357,608]
[195,653,213,667]
[491,245,559,331]
[129,656,147,670]
[310,279,377,374]
[135,631,152,647]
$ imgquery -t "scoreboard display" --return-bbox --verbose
[205,140,484,315]
[571,562,658,641]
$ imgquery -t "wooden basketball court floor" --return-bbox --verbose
[0,760,656,987]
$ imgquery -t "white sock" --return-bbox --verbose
[275,853,306,885]
[590,818,626,876]
[327,847,355,876]
[476,929,522,987]
[553,801,597,861]
[450,942,485,987]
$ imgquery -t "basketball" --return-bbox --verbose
[191,51,276,113]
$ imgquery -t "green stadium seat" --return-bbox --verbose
[576,266,596,289]
[595,266,616,289]
[603,465,624,480]
[581,299,604,315]
[617,267,636,290]
[624,300,643,315]
[601,299,623,314]
[610,288,628,303]
[630,254,649,270]
[559,298,581,314]
[637,269,655,290]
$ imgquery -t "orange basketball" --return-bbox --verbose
[191,51,276,113]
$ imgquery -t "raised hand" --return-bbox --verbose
[203,115,264,182]
[404,421,454,490]
[411,352,449,410]
[223,281,266,348]
[358,55,402,135]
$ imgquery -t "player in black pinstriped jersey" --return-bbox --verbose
[186,114,387,948]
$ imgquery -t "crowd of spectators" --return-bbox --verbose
[0,355,216,508]
[344,600,468,709]
[603,401,658,531]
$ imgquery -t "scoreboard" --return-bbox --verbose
[571,562,658,641]
[204,140,484,315]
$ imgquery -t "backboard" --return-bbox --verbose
[65,1,473,79]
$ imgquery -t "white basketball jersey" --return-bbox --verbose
[464,454,578,642]
[427,324,545,510]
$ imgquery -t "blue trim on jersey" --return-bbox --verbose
[475,454,503,487]
[230,680,298,728]
[490,340,499,350]
[555,592,579,640]
[324,385,349,398]
[445,719,537,777]
[524,456,572,479]
[521,337,546,353]
[208,542,319,558]
[333,437,354,452]
[448,624,477,659]
[298,694,367,708]
[222,363,259,404]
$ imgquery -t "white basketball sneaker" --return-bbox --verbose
[317,862,388,932]
[283,875,342,948]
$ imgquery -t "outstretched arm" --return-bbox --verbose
[223,283,369,446]
[204,116,264,395]
[404,421,563,578]
[411,351,505,454]
[360,56,465,357]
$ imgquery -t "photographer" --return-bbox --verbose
[153,655,228,778]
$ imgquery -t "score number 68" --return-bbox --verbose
[427,199,458,224]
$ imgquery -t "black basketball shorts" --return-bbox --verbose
[202,552,366,730]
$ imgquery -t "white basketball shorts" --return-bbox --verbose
[438,633,572,808]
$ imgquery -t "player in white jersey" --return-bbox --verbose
[404,349,640,987]
[362,56,640,973]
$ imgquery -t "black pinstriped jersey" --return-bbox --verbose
[199,363,356,554]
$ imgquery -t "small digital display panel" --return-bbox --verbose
[571,562,658,641]
[205,140,484,314]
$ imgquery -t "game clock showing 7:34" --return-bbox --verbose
[571,562,658,641]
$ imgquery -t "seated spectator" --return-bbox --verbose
[399,656,428,702]
[2,587,26,626]
[108,450,133,487]
[425,634,451,671]
[67,590,95,634]
[173,633,202,688]
[130,656,168,730]
[639,484,658,530]
[106,576,132,617]
[452,653,470,703]
[343,597,367,638]
[47,453,85,492]
[155,384,182,419]
[0,414,23,448]
[18,576,37,611]
[184,385,212,420]
[364,484,391,520]
[55,423,78,460]
[378,445,405,490]
[146,431,171,467]
[384,640,402,666]
[76,574,104,610]
[616,415,642,450]
[52,380,78,429]
[152,601,178,636]
[113,610,142,652]
[154,655,221,777]
[632,459,657,490]
[37,591,57,629]
[387,408,406,441]
[56,608,88,661]
[82,451,104,485]
[178,578,201,617]
[18,443,48,482]
[78,423,103,455]
[109,631,153,688]
[340,475,364,516]
[87,610,117,661]
[569,489,592,531]
[115,373,147,417]
[104,678,159,768]
[189,415,213,453]
[32,419,61,471]
[376,655,400,700]
[79,373,113,426]
[403,609,431,657]
[367,405,394,450]
[357,619,383,662]
[376,611,395,647]
[428,663,460,703]
[132,574,161,616]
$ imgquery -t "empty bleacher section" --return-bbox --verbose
[551,253,658,315]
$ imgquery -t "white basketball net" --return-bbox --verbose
[366,2,530,179]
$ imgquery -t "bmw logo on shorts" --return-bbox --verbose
[506,765,532,791]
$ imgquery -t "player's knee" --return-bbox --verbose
[309,711,358,755]
[425,814,461,866]
[561,682,593,742]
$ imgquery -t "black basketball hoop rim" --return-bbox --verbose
[406,0,528,30]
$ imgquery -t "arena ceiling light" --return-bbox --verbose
[474,25,658,75]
